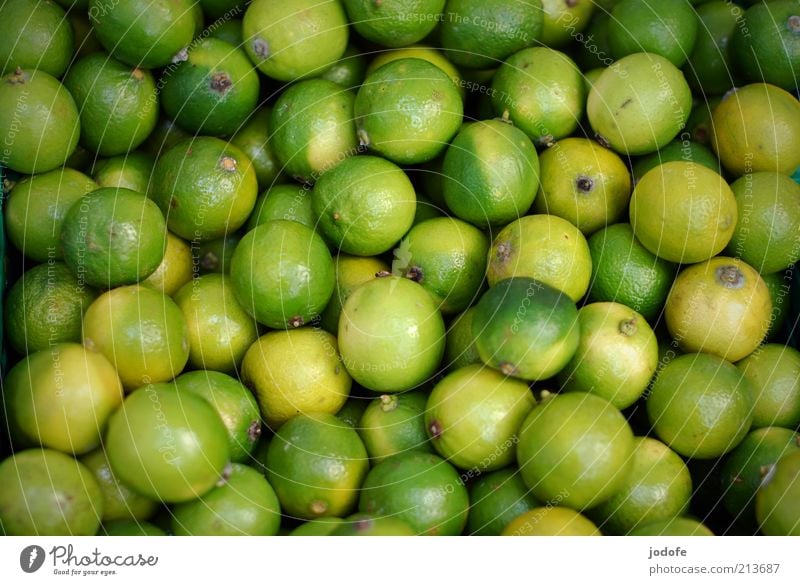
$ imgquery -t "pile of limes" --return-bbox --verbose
[1,0,799,537]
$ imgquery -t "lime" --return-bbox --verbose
[321,45,368,89]
[756,450,800,535]
[737,344,800,430]
[466,468,540,536]
[539,0,595,48]
[355,58,463,165]
[559,302,658,410]
[631,138,721,184]
[150,137,258,241]
[172,463,281,536]
[195,234,240,275]
[517,392,634,510]
[486,215,592,302]
[0,449,102,536]
[5,262,97,355]
[686,95,722,146]
[665,257,771,362]
[359,451,469,535]
[289,517,344,536]
[312,155,417,256]
[64,53,158,156]
[141,231,194,297]
[490,47,585,146]
[330,513,416,536]
[243,0,349,82]
[266,413,368,519]
[101,520,165,536]
[61,187,167,288]
[344,0,445,48]
[106,383,230,503]
[762,270,793,339]
[230,220,335,329]
[241,328,351,430]
[161,38,260,137]
[441,119,540,228]
[338,276,446,393]
[587,223,676,322]
[444,306,482,371]
[533,137,632,235]
[365,45,463,96]
[230,107,282,189]
[247,184,315,231]
[629,161,738,264]
[336,397,370,429]
[92,152,155,193]
[82,285,190,389]
[587,52,692,155]
[357,390,432,464]
[320,254,389,333]
[684,1,744,95]
[0,0,73,77]
[80,449,157,522]
[502,507,601,536]
[589,437,692,535]
[0,68,79,174]
[629,517,714,536]
[426,365,536,471]
[647,352,754,459]
[174,370,261,463]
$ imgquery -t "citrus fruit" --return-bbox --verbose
[230,107,282,189]
[0,68,79,174]
[247,184,314,231]
[330,513,416,536]
[686,95,722,146]
[559,302,658,410]
[289,517,345,536]
[441,119,540,228]
[354,58,463,164]
[665,257,771,362]
[587,223,676,322]
[444,306,482,371]
[609,0,698,67]
[725,172,800,274]
[172,463,281,536]
[762,270,793,339]
[365,45,463,96]
[517,392,635,510]
[141,231,194,296]
[174,370,262,463]
[174,274,258,373]
[720,426,800,521]
[539,0,595,48]
[338,276,446,393]
[150,137,258,241]
[647,352,754,459]
[440,0,543,69]
[756,450,800,535]
[322,45,368,89]
[5,343,123,455]
[161,38,260,137]
[4,168,97,262]
[631,138,721,184]
[106,383,230,503]
[589,437,692,535]
[64,53,158,156]
[320,254,389,333]
[533,138,632,235]
[241,328,351,430]
[393,217,489,314]
[92,152,155,193]
[336,397,370,429]
[61,187,167,288]
[101,520,165,536]
[490,47,585,146]
[0,449,102,536]
[230,220,335,329]
[684,1,744,96]
[486,215,592,302]
[359,451,469,535]
[89,0,197,68]
[266,412,368,520]
[732,0,800,92]
[269,79,358,182]
[710,83,800,176]
[357,390,432,464]
[426,365,535,471]
[82,285,190,389]
[344,0,445,48]
[5,262,97,355]
[587,52,692,156]
[466,468,540,536]
[501,507,601,536]
[0,0,73,77]
[629,161,738,264]
[629,517,714,536]
[736,344,800,429]
[312,155,417,256]
[243,0,349,82]
[80,449,157,522]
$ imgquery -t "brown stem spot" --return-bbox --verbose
[8,67,26,84]
[288,315,305,328]
[536,134,555,148]
[247,420,261,442]
[309,500,328,516]
[499,362,517,376]
[210,71,233,94]
[429,419,443,439]
[406,265,423,283]
[252,37,269,59]
[375,270,392,278]
[201,251,219,272]
[715,265,744,289]
[379,394,398,412]
[220,156,238,172]
[576,175,594,193]
[332,211,341,221]
[495,242,512,263]
[172,48,189,63]
[595,133,611,149]
[618,317,637,337]
[788,15,800,33]
[131,68,145,81]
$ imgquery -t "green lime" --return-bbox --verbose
[101,520,165,536]
[359,451,469,535]
[355,58,463,165]
[365,45,463,97]
[631,138,721,184]
[441,119,540,228]
[320,254,389,333]
[467,468,540,536]
[629,517,714,536]
[266,413,368,520]
[331,513,416,536]
[141,231,194,296]
[0,68,79,174]
[685,1,744,95]
[647,352,754,459]
[209,16,243,46]
[344,0,445,48]
[539,0,595,48]
[289,517,344,536]
[0,449,102,536]
[357,390,432,464]
[80,448,158,522]
[0,0,73,77]
[321,45,368,89]
[161,38,260,137]
[231,220,335,329]
[426,365,535,471]
[502,507,601,536]
[587,223,676,322]
[737,344,800,430]
[756,450,800,535]
[92,152,155,193]
[230,107,282,189]
[444,306,482,371]
[61,187,167,288]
